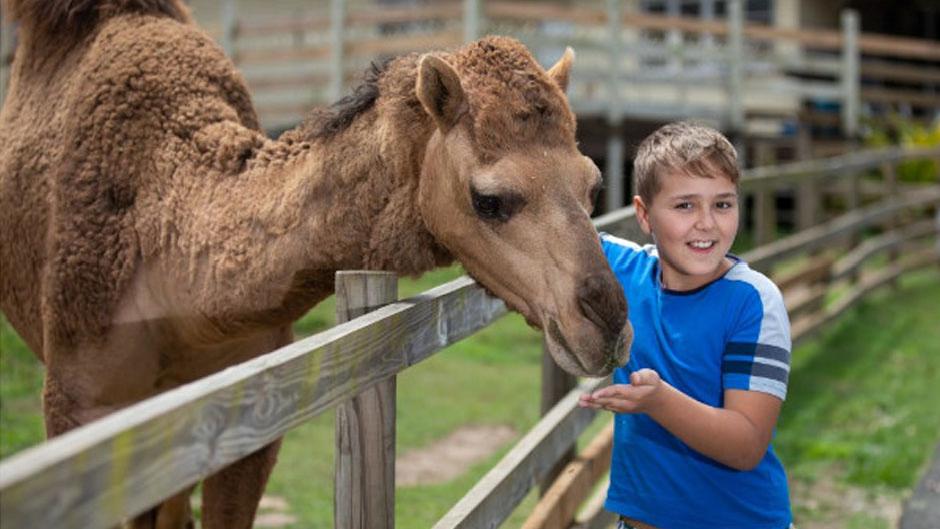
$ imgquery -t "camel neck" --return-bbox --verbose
[276,66,451,277]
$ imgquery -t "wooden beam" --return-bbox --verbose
[334,272,398,529]
[345,31,462,58]
[741,146,940,192]
[522,422,614,529]
[742,186,940,272]
[861,87,940,108]
[784,284,828,320]
[774,254,835,292]
[792,248,939,345]
[829,219,937,283]
[862,61,940,84]
[346,2,462,26]
[539,342,577,495]
[431,379,606,529]
[485,2,606,25]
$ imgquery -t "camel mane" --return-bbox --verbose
[297,58,392,142]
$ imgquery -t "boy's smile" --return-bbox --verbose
[634,170,739,291]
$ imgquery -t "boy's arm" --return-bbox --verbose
[579,369,782,471]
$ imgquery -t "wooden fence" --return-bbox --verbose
[2,1,937,212]
[0,145,937,528]
[210,0,939,212]
[199,0,940,137]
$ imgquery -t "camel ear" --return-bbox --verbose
[416,54,466,131]
[547,47,575,93]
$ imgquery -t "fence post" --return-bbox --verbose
[796,123,819,230]
[846,164,862,282]
[727,0,745,136]
[840,9,860,139]
[329,0,347,103]
[753,141,777,246]
[882,161,900,288]
[220,0,238,61]
[463,0,481,43]
[334,271,398,529]
[605,0,625,212]
[539,341,577,496]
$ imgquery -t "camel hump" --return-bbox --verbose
[3,0,190,36]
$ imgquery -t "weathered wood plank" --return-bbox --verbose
[742,186,940,272]
[539,345,576,495]
[792,249,938,345]
[432,378,607,529]
[784,284,828,320]
[334,272,398,529]
[830,219,937,283]
[522,422,614,529]
[0,276,506,529]
[774,254,835,292]
[740,146,940,192]
[573,484,618,529]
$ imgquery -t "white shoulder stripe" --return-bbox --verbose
[749,378,788,401]
[725,263,791,351]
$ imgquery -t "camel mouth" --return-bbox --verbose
[545,318,631,377]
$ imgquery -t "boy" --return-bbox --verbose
[579,122,792,529]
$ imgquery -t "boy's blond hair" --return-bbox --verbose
[633,122,740,204]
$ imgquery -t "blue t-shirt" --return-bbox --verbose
[601,233,792,529]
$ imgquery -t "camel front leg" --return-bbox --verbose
[43,374,197,529]
[201,439,283,529]
[125,486,196,529]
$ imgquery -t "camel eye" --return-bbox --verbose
[470,186,524,222]
[472,189,504,220]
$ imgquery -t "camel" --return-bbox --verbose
[0,1,632,527]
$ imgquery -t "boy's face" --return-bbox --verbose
[634,170,739,291]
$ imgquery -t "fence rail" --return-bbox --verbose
[0,145,937,529]
[8,0,932,137]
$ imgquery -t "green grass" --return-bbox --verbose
[2,267,939,528]
[776,269,940,525]
[0,317,45,458]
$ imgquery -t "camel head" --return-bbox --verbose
[415,37,632,377]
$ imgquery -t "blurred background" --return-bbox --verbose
[1,2,938,529]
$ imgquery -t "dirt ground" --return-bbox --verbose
[790,469,904,529]
[395,424,517,487]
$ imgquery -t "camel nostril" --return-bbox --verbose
[577,274,627,337]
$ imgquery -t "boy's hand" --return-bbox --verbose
[578,368,665,414]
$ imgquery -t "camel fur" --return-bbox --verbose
[0,1,632,527]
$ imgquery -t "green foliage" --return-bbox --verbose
[0,316,45,458]
[864,116,939,183]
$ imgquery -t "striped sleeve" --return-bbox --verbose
[722,267,792,400]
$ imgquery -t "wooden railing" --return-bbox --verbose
[201,0,940,133]
[204,0,938,210]
[0,145,936,529]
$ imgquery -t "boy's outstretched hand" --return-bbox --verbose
[578,368,666,414]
